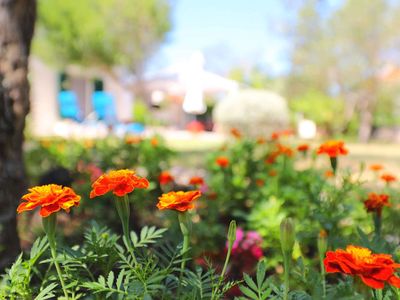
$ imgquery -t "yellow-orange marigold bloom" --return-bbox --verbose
[230,128,242,139]
[90,169,149,198]
[157,190,202,212]
[317,140,348,158]
[17,184,80,217]
[381,173,397,183]
[297,143,309,152]
[364,193,390,216]
[159,171,174,185]
[216,156,229,168]
[324,245,400,289]
[324,170,334,178]
[369,164,384,172]
[189,176,204,186]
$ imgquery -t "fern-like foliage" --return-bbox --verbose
[235,260,273,300]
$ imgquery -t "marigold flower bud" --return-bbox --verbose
[318,230,328,255]
[227,220,237,249]
[280,218,295,253]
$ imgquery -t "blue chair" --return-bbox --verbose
[58,91,82,121]
[92,91,117,124]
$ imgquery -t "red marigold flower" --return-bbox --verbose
[159,171,174,185]
[17,184,81,217]
[297,143,309,152]
[90,169,149,198]
[381,173,397,183]
[369,164,384,172]
[157,190,202,212]
[317,140,348,158]
[364,193,390,216]
[216,156,229,168]
[324,245,400,289]
[189,176,204,186]
[230,128,242,139]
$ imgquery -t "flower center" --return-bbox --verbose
[346,246,374,264]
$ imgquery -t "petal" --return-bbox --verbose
[388,276,400,288]
[360,275,385,289]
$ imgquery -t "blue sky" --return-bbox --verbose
[150,0,291,75]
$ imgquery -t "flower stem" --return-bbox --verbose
[43,215,68,299]
[116,195,137,264]
[330,157,337,174]
[177,213,190,297]
[319,254,326,298]
[283,251,290,300]
[375,289,383,300]
[373,212,381,239]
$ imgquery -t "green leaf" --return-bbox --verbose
[256,261,267,288]
[34,282,58,300]
[98,275,106,286]
[239,285,258,299]
[107,271,114,288]
[243,274,258,292]
[116,270,124,289]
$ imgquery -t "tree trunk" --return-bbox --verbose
[0,0,36,271]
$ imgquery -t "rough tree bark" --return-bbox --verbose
[0,0,36,271]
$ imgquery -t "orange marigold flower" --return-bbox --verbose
[271,129,294,140]
[319,229,328,238]
[125,136,142,145]
[230,128,242,139]
[90,169,149,198]
[269,169,277,177]
[369,164,384,172]
[159,171,174,185]
[189,176,204,186]
[324,245,400,289]
[276,144,294,157]
[271,132,280,140]
[297,143,309,152]
[17,184,80,217]
[381,173,397,183]
[257,137,267,145]
[151,137,159,147]
[317,140,348,158]
[157,190,202,212]
[256,179,265,187]
[364,193,390,216]
[265,153,278,165]
[216,156,229,168]
[324,170,334,178]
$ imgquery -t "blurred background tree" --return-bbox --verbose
[33,0,171,81]
[286,0,400,141]
[0,0,36,271]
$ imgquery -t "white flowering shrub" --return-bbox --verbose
[213,89,289,136]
